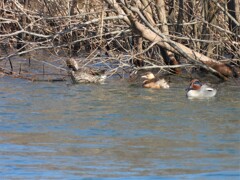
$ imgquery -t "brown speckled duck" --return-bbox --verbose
[66,58,106,83]
[141,72,170,89]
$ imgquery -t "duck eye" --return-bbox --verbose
[193,81,202,86]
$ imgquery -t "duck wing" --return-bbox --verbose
[201,85,217,97]
[80,67,105,76]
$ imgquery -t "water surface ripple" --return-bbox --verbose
[0,77,239,179]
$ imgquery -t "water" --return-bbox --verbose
[0,76,239,179]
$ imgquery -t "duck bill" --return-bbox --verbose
[141,75,147,79]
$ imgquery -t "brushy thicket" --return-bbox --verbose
[0,0,239,81]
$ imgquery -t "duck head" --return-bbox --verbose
[66,58,79,71]
[186,79,202,91]
[141,72,155,80]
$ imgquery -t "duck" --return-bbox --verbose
[141,72,170,89]
[186,79,217,98]
[66,58,106,83]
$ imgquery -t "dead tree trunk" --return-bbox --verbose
[155,0,180,74]
[200,1,219,57]
[17,0,29,51]
[70,0,80,56]
[188,0,200,51]
[227,0,240,34]
[176,0,184,34]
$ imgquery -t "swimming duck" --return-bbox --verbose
[66,58,106,83]
[141,72,170,89]
[186,79,217,98]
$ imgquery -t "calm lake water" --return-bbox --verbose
[0,76,239,179]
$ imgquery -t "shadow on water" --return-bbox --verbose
[0,76,239,179]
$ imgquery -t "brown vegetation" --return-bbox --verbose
[0,0,239,82]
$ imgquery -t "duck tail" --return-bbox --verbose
[66,58,79,71]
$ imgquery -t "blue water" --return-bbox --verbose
[0,76,239,179]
